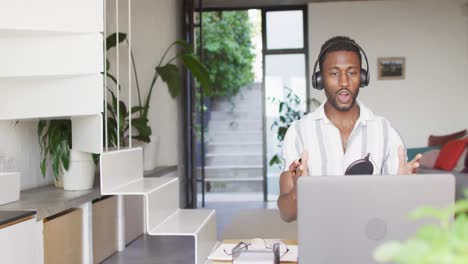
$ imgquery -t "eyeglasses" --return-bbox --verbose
[223,239,290,260]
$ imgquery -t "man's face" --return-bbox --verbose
[322,50,361,112]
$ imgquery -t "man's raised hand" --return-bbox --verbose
[398,145,422,174]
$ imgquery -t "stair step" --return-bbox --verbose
[207,142,262,153]
[205,153,262,166]
[149,209,215,235]
[205,152,262,157]
[209,131,262,142]
[210,111,261,121]
[207,181,263,193]
[200,165,263,179]
[149,209,217,264]
[205,177,263,182]
[110,175,177,195]
[208,120,262,132]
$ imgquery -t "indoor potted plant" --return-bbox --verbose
[38,119,96,190]
[105,32,212,171]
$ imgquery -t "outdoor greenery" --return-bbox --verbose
[202,11,255,98]
[269,88,305,168]
[105,32,212,147]
[38,119,71,181]
[374,189,468,264]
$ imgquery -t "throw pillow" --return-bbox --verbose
[407,146,439,161]
[428,129,467,147]
[434,138,468,171]
[455,148,467,171]
[464,147,468,173]
[419,150,440,169]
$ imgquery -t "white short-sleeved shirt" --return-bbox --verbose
[282,100,405,176]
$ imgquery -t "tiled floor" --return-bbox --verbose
[102,235,195,264]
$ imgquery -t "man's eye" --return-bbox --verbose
[330,72,338,76]
[349,71,357,76]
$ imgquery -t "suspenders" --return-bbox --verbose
[295,119,388,176]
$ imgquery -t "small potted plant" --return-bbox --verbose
[38,119,96,190]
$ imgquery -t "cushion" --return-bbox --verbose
[428,129,467,147]
[464,147,468,173]
[419,149,440,169]
[406,146,439,161]
[434,138,468,171]
[455,148,467,171]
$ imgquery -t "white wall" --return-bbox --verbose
[106,0,182,166]
[308,0,468,147]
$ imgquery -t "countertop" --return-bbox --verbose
[0,211,36,228]
[0,185,101,221]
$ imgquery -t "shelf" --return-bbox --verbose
[110,176,177,195]
[0,34,102,78]
[0,76,102,120]
[150,209,215,235]
[0,0,103,33]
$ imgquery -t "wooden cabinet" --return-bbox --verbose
[93,196,118,264]
[125,195,144,244]
[44,209,82,264]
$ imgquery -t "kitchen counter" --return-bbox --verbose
[0,185,101,221]
[0,211,36,228]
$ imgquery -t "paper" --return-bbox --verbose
[207,239,298,262]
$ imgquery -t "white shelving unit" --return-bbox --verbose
[0,0,217,263]
[100,148,217,264]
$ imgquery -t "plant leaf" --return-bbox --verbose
[174,40,193,53]
[180,54,213,96]
[373,241,402,262]
[156,64,181,98]
[40,160,46,178]
[106,32,127,51]
[60,140,70,171]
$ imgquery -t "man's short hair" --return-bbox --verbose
[319,36,362,70]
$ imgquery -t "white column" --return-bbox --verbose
[80,202,93,264]
[117,195,126,251]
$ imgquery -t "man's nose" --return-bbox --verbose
[339,72,350,87]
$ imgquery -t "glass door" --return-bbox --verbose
[262,7,309,201]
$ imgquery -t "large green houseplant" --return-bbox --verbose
[374,189,468,264]
[37,119,71,186]
[105,32,212,146]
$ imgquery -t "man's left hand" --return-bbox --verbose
[398,145,422,174]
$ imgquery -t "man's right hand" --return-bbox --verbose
[289,150,309,187]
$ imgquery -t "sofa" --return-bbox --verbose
[407,129,468,200]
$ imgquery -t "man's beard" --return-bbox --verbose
[325,88,359,112]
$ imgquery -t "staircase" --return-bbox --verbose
[203,83,264,193]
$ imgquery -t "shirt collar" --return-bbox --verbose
[308,100,375,125]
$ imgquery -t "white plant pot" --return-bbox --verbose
[143,136,159,172]
[0,172,20,205]
[63,149,96,191]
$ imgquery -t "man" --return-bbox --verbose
[277,36,422,222]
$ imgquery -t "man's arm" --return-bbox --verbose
[277,152,308,222]
[277,170,297,222]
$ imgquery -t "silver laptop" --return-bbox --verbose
[297,174,454,264]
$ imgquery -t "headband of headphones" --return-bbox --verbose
[312,39,370,90]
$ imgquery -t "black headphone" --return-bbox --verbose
[312,40,370,90]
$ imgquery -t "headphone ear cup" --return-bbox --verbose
[360,69,369,88]
[313,72,324,90]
